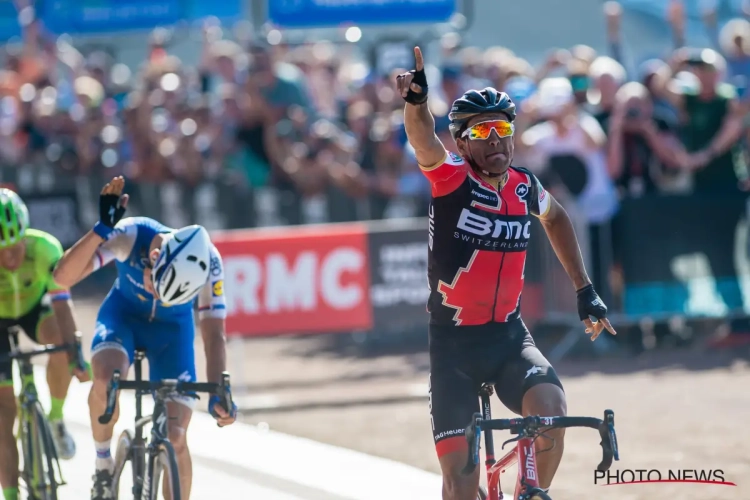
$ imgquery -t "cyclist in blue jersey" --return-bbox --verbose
[53,177,238,500]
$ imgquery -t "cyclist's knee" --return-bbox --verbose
[90,351,127,403]
[0,387,17,431]
[91,349,128,383]
[439,450,478,500]
[168,425,188,455]
[442,470,479,500]
[36,314,62,344]
[522,383,567,417]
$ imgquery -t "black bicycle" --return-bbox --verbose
[0,331,85,500]
[462,383,620,500]
[99,349,233,500]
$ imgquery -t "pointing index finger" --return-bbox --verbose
[414,46,424,71]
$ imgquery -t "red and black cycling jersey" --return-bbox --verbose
[423,151,551,326]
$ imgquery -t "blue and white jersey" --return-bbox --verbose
[91,217,226,322]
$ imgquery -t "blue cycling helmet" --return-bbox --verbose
[449,87,517,140]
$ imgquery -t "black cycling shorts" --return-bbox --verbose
[428,319,564,458]
[0,300,51,386]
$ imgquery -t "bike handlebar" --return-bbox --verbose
[98,369,234,425]
[0,331,86,372]
[461,410,619,476]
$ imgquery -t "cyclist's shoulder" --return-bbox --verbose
[508,165,541,184]
[208,243,224,277]
[25,229,63,259]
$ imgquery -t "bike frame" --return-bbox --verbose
[479,386,539,500]
[9,334,66,496]
[126,350,172,499]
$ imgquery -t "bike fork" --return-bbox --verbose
[131,440,146,499]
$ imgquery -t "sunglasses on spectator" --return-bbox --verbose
[462,120,515,140]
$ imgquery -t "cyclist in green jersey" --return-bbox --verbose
[0,189,90,500]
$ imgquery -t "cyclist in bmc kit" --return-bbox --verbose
[396,48,617,500]
[53,177,238,500]
[0,189,90,500]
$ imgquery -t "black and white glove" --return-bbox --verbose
[93,177,128,239]
[397,47,429,105]
[576,284,617,341]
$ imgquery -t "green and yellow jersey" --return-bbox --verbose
[0,229,70,319]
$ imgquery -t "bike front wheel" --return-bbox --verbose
[113,429,147,500]
[148,441,181,500]
[22,402,60,500]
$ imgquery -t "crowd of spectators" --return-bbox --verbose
[2,1,750,339]
[3,3,749,206]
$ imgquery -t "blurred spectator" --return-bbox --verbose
[3,0,750,339]
[588,56,627,134]
[520,77,618,302]
[520,78,617,224]
[607,82,690,196]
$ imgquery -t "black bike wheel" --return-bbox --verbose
[31,402,59,500]
[526,488,552,500]
[19,407,36,499]
[112,429,137,500]
[148,441,181,500]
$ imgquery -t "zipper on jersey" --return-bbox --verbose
[490,192,508,322]
[149,298,156,322]
[10,272,19,318]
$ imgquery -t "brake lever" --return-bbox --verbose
[73,332,86,373]
[98,370,121,424]
[501,434,523,451]
[596,409,617,471]
[460,413,482,476]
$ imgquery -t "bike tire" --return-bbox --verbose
[112,429,139,500]
[148,441,181,500]
[478,485,488,500]
[30,402,60,500]
[19,404,36,499]
[526,488,552,500]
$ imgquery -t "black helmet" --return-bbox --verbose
[449,87,516,139]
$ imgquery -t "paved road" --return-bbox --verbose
[25,364,442,500]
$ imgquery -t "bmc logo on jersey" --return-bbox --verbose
[457,209,531,240]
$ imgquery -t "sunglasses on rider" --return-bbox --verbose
[461,120,515,140]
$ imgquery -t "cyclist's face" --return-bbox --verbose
[144,235,165,297]
[457,113,514,175]
[0,240,26,271]
[143,248,159,296]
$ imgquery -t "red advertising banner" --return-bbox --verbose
[212,224,373,337]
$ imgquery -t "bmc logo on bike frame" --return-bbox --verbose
[456,209,531,240]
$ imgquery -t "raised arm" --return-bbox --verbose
[53,177,129,288]
[397,47,447,168]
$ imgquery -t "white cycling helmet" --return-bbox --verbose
[151,225,211,306]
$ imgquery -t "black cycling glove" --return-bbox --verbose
[576,284,608,322]
[93,192,127,239]
[403,67,429,105]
